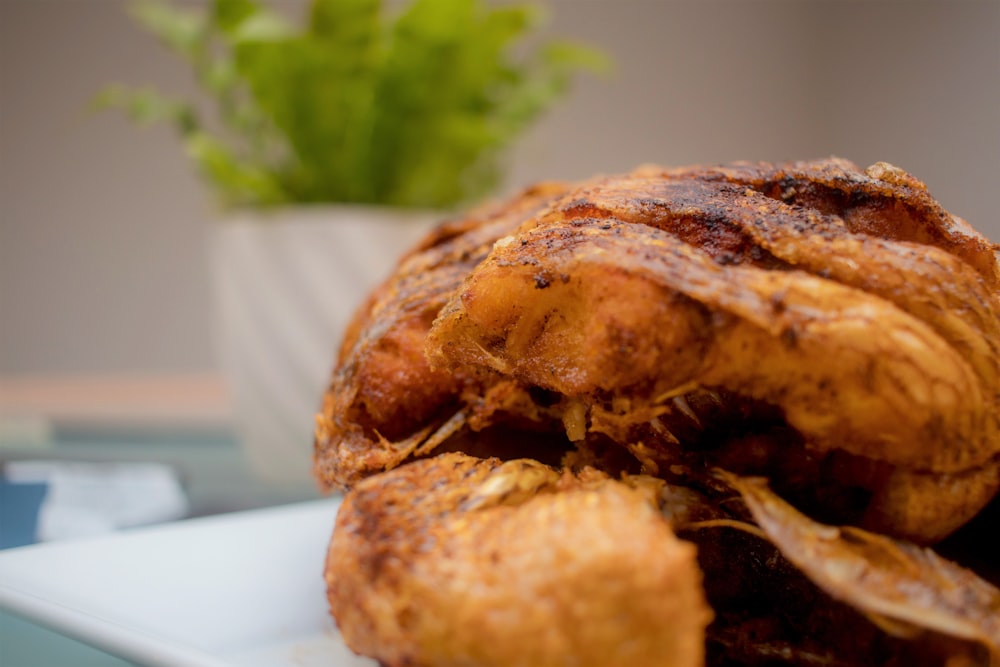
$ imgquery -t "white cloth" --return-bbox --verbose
[4,460,188,541]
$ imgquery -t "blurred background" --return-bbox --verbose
[3,0,998,379]
[2,0,999,534]
[0,0,998,515]
[0,1,997,663]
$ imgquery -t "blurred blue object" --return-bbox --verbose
[0,481,47,549]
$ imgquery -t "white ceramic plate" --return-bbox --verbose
[0,499,377,667]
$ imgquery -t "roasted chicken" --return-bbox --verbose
[314,158,1000,666]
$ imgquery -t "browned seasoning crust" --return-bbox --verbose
[315,158,1000,666]
[316,157,1000,544]
[327,453,711,667]
[313,182,572,489]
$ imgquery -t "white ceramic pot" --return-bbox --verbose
[210,206,442,485]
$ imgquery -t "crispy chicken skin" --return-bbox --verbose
[434,161,1000,544]
[316,157,1000,544]
[314,182,571,489]
[315,158,1000,666]
[721,473,1000,663]
[428,215,1000,542]
[327,453,711,667]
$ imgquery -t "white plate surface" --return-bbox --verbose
[0,499,377,666]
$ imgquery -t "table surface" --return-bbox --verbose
[0,373,322,666]
[0,498,377,667]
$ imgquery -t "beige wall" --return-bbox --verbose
[2,0,998,375]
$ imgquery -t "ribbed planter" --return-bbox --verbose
[210,206,441,485]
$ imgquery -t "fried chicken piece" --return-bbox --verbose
[427,213,1000,542]
[422,161,1000,543]
[315,158,1000,543]
[720,472,1000,665]
[661,480,967,667]
[531,173,1000,394]
[316,160,1000,524]
[326,452,993,667]
[315,158,1000,667]
[327,453,711,667]
[313,182,571,490]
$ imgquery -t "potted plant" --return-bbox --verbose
[98,0,606,485]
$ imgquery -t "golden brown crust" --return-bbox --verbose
[315,158,1000,667]
[426,215,1000,541]
[650,158,1000,288]
[314,158,1000,541]
[316,158,1000,528]
[327,453,712,667]
[426,163,1000,543]
[313,183,571,490]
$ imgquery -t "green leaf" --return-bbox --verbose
[211,0,259,33]
[184,132,287,206]
[212,0,292,42]
[542,40,613,74]
[309,0,380,42]
[92,85,198,135]
[229,12,295,42]
[128,0,207,60]
[233,0,385,203]
[99,0,610,209]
